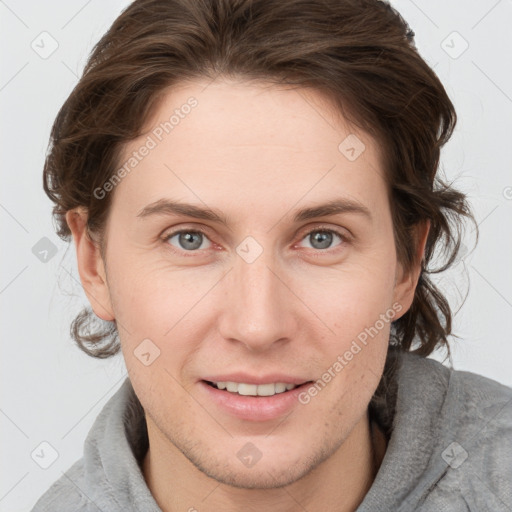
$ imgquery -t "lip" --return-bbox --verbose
[199,380,313,422]
[200,373,309,385]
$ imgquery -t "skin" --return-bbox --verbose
[66,77,429,512]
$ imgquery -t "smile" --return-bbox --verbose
[205,380,301,396]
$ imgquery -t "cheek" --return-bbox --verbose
[106,249,198,331]
[304,260,397,337]
[108,261,216,378]
[308,274,394,410]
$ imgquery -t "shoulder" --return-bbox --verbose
[30,458,93,512]
[430,362,512,510]
[447,363,512,440]
[448,365,512,468]
[393,352,512,510]
[399,350,512,416]
[410,353,512,468]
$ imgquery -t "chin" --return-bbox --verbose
[184,439,333,490]
[196,461,311,490]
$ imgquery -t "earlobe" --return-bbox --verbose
[65,208,115,322]
[392,220,430,318]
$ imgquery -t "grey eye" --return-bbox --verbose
[300,230,343,250]
[167,231,211,251]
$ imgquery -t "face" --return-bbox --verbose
[68,77,424,489]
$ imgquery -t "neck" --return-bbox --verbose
[142,410,388,512]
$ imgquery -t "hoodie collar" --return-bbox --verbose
[358,349,455,511]
[83,376,160,511]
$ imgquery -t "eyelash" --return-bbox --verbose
[161,225,350,257]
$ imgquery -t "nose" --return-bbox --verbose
[217,244,297,352]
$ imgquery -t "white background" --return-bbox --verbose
[1,1,511,510]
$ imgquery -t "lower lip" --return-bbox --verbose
[199,381,312,422]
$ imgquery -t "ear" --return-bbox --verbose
[65,207,115,321]
[392,219,430,319]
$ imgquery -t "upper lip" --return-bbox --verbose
[202,373,311,385]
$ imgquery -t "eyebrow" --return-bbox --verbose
[136,197,372,225]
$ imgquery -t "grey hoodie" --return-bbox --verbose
[30,350,512,511]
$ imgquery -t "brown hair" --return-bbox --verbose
[43,0,477,363]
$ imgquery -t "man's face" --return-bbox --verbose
[84,78,417,488]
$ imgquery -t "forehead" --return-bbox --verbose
[135,77,376,158]
[112,78,388,221]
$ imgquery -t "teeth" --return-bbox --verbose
[275,383,287,393]
[238,383,258,396]
[213,381,299,396]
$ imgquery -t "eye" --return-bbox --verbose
[161,225,349,256]
[297,228,347,251]
[163,229,212,252]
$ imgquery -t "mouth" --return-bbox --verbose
[203,380,313,397]
[200,379,315,421]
